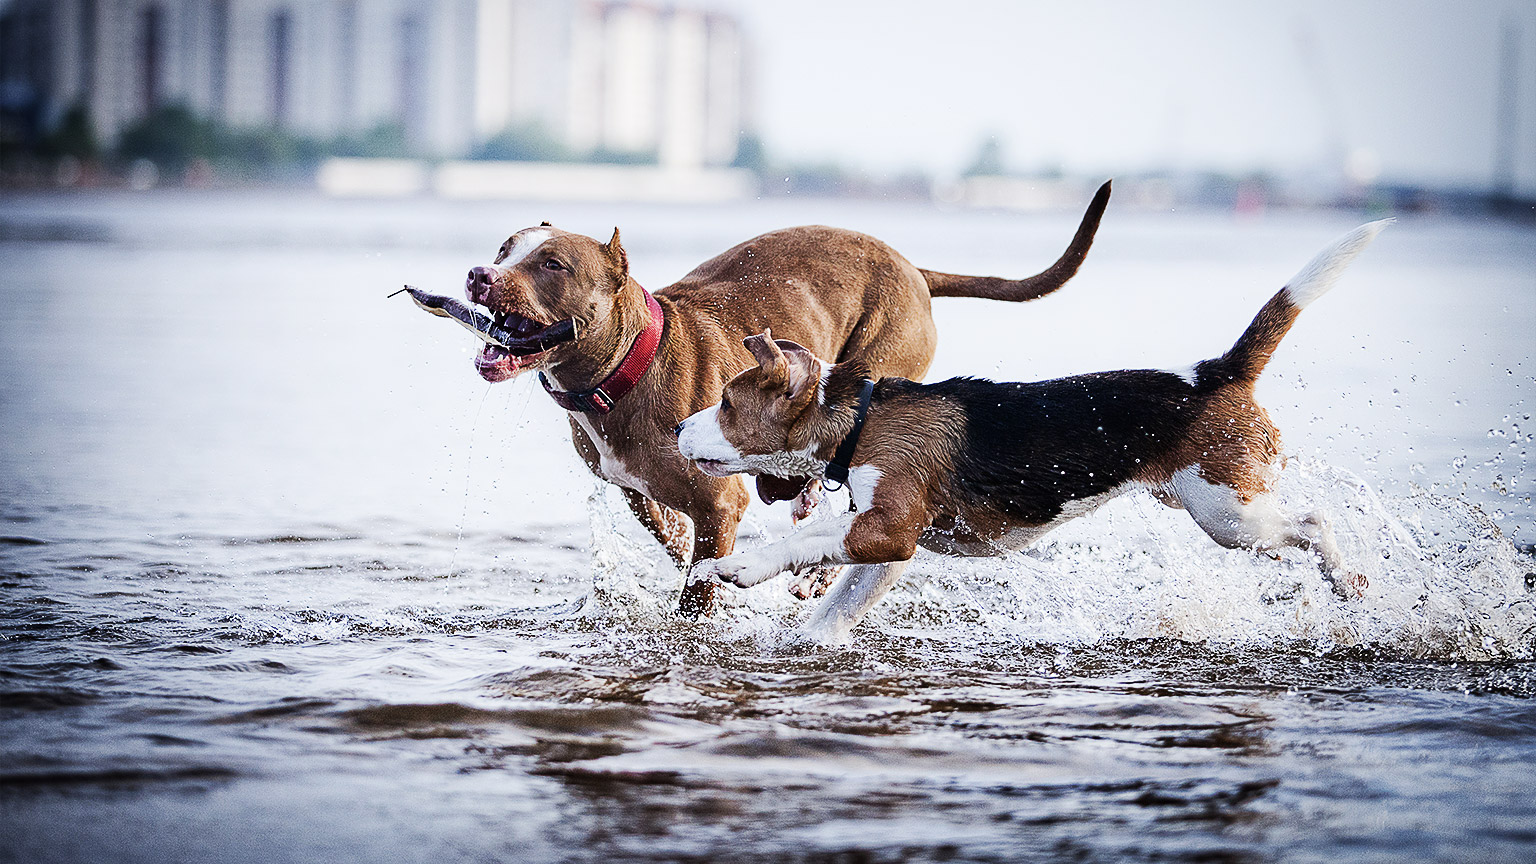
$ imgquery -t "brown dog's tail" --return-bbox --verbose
[920,179,1111,301]
[1195,220,1391,390]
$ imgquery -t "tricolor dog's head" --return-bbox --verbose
[465,223,631,382]
[676,330,834,479]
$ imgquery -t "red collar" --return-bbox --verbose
[539,289,665,414]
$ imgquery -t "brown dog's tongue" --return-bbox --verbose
[475,344,525,382]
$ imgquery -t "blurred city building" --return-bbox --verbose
[0,0,747,169]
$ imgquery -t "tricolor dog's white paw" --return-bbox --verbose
[694,554,780,589]
[686,559,720,587]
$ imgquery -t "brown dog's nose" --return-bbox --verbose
[466,266,498,305]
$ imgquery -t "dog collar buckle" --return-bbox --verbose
[537,376,615,414]
[584,388,615,414]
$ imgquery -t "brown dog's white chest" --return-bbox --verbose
[571,413,654,499]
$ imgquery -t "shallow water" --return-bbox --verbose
[1,191,1533,862]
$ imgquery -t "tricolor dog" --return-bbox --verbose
[460,183,1112,616]
[677,221,1389,641]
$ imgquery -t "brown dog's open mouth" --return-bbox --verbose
[474,310,549,382]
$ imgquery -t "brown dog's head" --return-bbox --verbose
[675,330,831,478]
[464,223,631,382]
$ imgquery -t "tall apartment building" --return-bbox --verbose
[0,0,747,168]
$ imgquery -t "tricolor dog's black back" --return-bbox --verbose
[904,371,1198,524]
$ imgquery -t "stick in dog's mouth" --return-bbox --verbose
[390,286,578,356]
[693,459,737,478]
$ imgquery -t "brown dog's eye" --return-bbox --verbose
[720,396,732,413]
[542,259,565,272]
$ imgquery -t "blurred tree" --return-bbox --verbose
[43,102,99,161]
[731,131,768,175]
[217,125,327,176]
[588,145,656,165]
[778,161,851,196]
[963,136,1005,177]
[117,103,335,180]
[472,122,570,162]
[331,122,411,159]
[116,105,214,176]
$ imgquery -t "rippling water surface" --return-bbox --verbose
[2,191,1533,863]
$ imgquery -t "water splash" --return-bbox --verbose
[581,483,680,624]
[579,461,1536,661]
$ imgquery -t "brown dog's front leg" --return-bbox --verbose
[677,478,749,618]
[678,565,716,619]
[619,488,693,570]
[680,529,732,618]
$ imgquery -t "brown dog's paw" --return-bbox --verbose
[789,566,841,600]
[1329,571,1369,600]
[676,577,717,619]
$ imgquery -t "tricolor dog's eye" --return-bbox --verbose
[542,258,565,272]
[720,396,732,413]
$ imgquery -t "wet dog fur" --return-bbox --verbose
[677,221,1389,641]
[461,183,1113,616]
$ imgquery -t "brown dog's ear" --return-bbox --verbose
[602,227,628,283]
[743,329,783,369]
[776,340,822,403]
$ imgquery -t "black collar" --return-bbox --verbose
[824,379,875,490]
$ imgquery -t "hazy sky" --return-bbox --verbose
[710,0,1536,193]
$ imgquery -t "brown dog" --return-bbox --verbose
[461,182,1110,616]
[677,221,1387,640]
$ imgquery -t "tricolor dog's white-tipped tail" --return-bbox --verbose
[1199,220,1389,388]
[1283,219,1394,309]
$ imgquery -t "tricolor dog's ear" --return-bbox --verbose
[774,339,821,403]
[602,227,629,284]
[744,329,784,369]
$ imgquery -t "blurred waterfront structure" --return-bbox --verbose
[0,0,747,168]
[1,0,1529,216]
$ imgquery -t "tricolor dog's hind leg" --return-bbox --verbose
[1171,220,1390,597]
[799,562,911,645]
[1169,468,1358,596]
